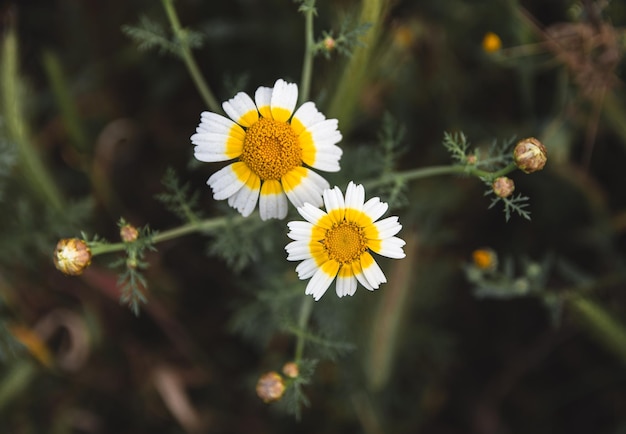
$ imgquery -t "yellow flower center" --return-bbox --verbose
[241,117,302,180]
[323,221,368,264]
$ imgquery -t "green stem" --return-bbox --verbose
[88,161,518,256]
[90,215,234,256]
[366,161,518,189]
[161,0,221,113]
[1,29,65,213]
[567,295,626,365]
[299,1,316,105]
[42,50,89,153]
[294,296,314,363]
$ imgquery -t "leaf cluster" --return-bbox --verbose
[122,15,204,57]
[108,220,158,315]
[155,167,202,222]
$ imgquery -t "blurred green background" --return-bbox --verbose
[1,0,626,433]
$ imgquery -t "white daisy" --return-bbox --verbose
[191,79,343,220]
[285,182,406,301]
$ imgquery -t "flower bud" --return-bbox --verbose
[53,238,92,276]
[120,224,139,243]
[323,36,336,52]
[513,137,547,173]
[256,371,285,403]
[282,362,299,379]
[472,248,498,272]
[492,176,515,198]
[482,32,502,53]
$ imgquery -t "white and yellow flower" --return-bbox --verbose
[191,79,343,220]
[286,182,406,301]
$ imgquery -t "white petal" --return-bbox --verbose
[286,221,315,241]
[336,274,357,298]
[222,92,258,127]
[308,119,342,148]
[195,111,237,134]
[375,237,407,259]
[259,187,288,220]
[372,217,402,239]
[354,269,375,291]
[292,101,325,132]
[226,176,260,217]
[255,86,273,118]
[207,164,247,200]
[285,240,314,261]
[345,182,365,210]
[283,168,329,209]
[362,257,387,289]
[306,145,343,172]
[363,197,388,222]
[305,267,335,301]
[270,79,298,122]
[323,186,345,214]
[295,258,319,279]
[297,202,327,225]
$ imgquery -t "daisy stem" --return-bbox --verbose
[294,296,314,363]
[366,162,518,189]
[161,0,221,113]
[89,216,233,256]
[298,0,316,105]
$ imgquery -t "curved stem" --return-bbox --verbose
[162,0,221,113]
[299,1,316,105]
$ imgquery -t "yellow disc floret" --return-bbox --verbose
[241,117,302,181]
[323,221,368,264]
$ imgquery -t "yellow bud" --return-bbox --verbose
[256,371,285,403]
[53,238,92,276]
[482,32,502,53]
[472,248,498,272]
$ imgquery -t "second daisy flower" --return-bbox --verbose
[191,79,343,220]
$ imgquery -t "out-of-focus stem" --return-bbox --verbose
[161,0,221,113]
[299,1,316,105]
[1,29,65,212]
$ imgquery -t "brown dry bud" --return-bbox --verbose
[514,137,547,174]
[120,224,139,243]
[256,371,285,403]
[492,176,515,198]
[53,238,92,276]
[282,362,299,379]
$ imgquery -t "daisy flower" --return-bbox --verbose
[191,79,343,220]
[285,182,406,301]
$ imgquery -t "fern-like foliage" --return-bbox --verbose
[487,192,531,221]
[122,15,204,57]
[108,221,157,315]
[155,167,201,222]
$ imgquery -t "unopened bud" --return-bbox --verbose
[53,238,92,276]
[323,36,336,52]
[120,224,139,243]
[492,176,515,198]
[256,371,285,403]
[514,137,547,173]
[482,32,502,53]
[282,362,299,378]
[466,154,477,165]
[472,248,498,272]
